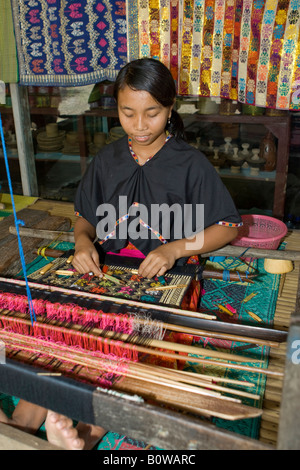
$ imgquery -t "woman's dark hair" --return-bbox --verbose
[113,58,185,140]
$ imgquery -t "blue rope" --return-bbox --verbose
[0,112,36,324]
[219,247,253,281]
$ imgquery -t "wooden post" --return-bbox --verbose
[277,267,300,450]
[9,84,38,196]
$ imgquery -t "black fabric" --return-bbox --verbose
[75,135,241,257]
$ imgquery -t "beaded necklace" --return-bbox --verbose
[128,134,172,165]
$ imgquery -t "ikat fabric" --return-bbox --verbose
[3,1,300,110]
[10,0,128,86]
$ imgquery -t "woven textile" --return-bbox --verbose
[11,0,127,86]
[128,0,300,110]
[193,255,280,439]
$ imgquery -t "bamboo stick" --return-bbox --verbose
[0,309,262,364]
[0,315,281,377]
[2,329,260,401]
[4,335,263,421]
[129,363,260,400]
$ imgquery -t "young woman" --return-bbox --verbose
[73,57,241,280]
[1,58,241,450]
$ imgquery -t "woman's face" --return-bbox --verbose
[117,85,172,156]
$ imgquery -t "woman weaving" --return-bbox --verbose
[0,58,241,450]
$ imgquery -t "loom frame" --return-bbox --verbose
[0,226,299,450]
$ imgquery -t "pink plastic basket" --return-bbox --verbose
[230,214,288,250]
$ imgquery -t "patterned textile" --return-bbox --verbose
[10,0,127,86]
[192,255,280,439]
[128,0,300,110]
[0,248,280,445]
[5,0,300,109]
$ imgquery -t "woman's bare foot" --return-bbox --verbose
[76,421,107,450]
[45,411,106,450]
[45,411,85,450]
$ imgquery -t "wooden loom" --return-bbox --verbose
[0,256,288,450]
[0,207,299,450]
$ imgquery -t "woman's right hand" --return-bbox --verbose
[72,240,102,276]
[73,216,103,277]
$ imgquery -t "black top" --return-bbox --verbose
[74,135,241,257]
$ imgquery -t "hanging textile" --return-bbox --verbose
[127,0,300,110]
[10,0,127,86]
[0,0,18,83]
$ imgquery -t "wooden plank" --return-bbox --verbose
[0,208,49,245]
[0,209,72,275]
[0,423,61,450]
[10,84,38,196]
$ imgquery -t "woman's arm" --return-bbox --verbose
[72,216,102,276]
[138,224,238,278]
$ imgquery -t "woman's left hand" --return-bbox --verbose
[138,244,177,278]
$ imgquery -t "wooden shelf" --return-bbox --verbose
[2,93,291,219]
[183,112,291,220]
[183,112,290,125]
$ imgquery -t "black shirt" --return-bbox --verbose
[74,135,241,257]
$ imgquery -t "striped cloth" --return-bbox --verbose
[127,0,300,111]
[2,1,300,110]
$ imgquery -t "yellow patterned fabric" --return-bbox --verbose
[127,0,300,110]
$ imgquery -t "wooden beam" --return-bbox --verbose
[277,267,300,450]
[0,423,61,450]
[9,84,38,196]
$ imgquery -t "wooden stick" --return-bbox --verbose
[130,363,260,400]
[0,328,258,400]
[55,270,77,276]
[10,226,300,260]
[0,277,216,320]
[0,290,279,348]
[201,245,300,261]
[34,248,66,258]
[0,328,282,377]
[145,284,188,291]
[0,310,261,364]
[278,274,286,297]
[10,226,75,242]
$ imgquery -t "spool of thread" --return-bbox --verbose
[264,258,294,298]
[264,259,294,274]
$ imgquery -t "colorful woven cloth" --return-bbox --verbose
[127,0,300,110]
[10,0,127,86]
[4,1,300,110]
[0,248,280,446]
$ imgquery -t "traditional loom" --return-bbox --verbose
[0,209,299,450]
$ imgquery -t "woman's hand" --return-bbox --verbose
[73,216,102,276]
[138,244,177,278]
[72,240,102,276]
